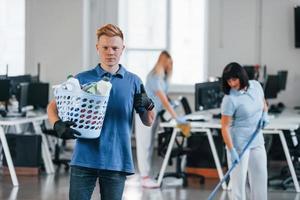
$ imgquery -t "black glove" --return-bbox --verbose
[53,120,81,139]
[134,84,154,113]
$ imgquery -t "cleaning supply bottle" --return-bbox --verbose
[82,76,112,96]
[96,76,112,96]
[64,76,81,91]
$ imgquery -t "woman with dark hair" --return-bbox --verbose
[220,62,269,200]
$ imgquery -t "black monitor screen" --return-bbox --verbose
[295,6,300,48]
[28,83,49,109]
[243,65,256,80]
[195,81,224,111]
[264,75,280,99]
[18,83,29,112]
[277,70,288,91]
[0,75,7,80]
[0,79,10,101]
[8,75,32,96]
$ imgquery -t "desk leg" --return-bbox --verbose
[205,129,227,190]
[0,127,19,186]
[32,121,55,174]
[15,125,22,134]
[157,128,178,186]
[278,131,300,192]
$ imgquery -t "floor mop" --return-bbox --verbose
[207,120,262,200]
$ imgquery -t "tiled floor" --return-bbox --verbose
[0,171,299,200]
[0,149,299,200]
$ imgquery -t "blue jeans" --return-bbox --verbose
[69,166,127,200]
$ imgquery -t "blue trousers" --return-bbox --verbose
[69,166,127,200]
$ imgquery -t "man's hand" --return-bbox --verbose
[260,111,269,129]
[53,120,81,139]
[134,84,154,113]
[229,147,240,164]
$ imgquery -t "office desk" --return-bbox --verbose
[157,109,300,192]
[0,113,55,186]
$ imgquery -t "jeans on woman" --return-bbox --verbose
[69,166,127,200]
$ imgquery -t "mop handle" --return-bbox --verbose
[207,119,262,200]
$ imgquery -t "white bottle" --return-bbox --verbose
[64,77,81,91]
[96,76,112,96]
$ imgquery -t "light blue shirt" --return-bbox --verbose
[145,72,168,112]
[70,64,143,174]
[221,80,265,151]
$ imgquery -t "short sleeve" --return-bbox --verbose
[255,80,264,98]
[221,95,235,116]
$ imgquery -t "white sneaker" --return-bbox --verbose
[141,177,160,189]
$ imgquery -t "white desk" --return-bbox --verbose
[157,109,300,192]
[0,113,55,186]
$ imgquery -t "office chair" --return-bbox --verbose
[40,121,70,171]
[268,129,300,189]
[157,96,205,187]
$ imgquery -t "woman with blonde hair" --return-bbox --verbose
[135,50,186,188]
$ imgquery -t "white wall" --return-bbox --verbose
[25,0,300,107]
[25,0,83,89]
[25,0,119,99]
[208,0,300,107]
[83,0,119,69]
[261,0,300,107]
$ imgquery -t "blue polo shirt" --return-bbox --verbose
[145,72,168,112]
[70,64,143,174]
[221,80,265,152]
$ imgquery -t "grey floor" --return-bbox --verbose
[0,150,299,200]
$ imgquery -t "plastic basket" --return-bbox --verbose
[54,81,110,139]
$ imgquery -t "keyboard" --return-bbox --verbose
[185,115,209,122]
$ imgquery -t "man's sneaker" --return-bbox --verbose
[141,177,160,189]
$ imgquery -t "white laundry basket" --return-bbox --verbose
[54,81,110,139]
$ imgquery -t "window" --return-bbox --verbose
[119,0,207,85]
[0,0,25,76]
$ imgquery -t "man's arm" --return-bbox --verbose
[134,84,155,126]
[47,99,81,139]
[139,109,155,126]
[47,99,59,126]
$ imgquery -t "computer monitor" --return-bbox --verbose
[195,81,224,111]
[0,75,7,80]
[264,75,280,99]
[8,75,32,96]
[0,79,11,111]
[27,82,49,109]
[243,65,257,80]
[17,83,29,113]
[0,79,10,102]
[277,70,288,91]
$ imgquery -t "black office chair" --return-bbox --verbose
[40,121,70,171]
[179,96,192,115]
[268,128,300,189]
[157,96,205,187]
